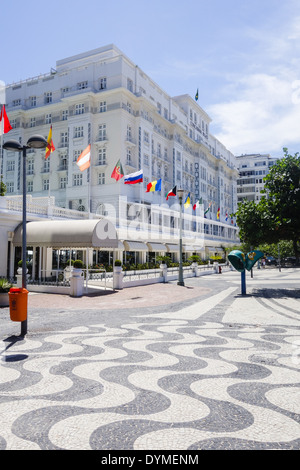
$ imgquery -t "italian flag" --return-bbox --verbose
[77,144,91,171]
[193,198,202,210]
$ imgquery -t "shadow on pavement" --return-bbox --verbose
[251,288,300,299]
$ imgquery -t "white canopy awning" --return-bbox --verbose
[146,242,167,252]
[13,219,119,249]
[183,245,196,252]
[165,243,178,253]
[123,240,148,252]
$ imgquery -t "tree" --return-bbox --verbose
[235,149,300,262]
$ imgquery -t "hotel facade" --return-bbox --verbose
[1,45,238,278]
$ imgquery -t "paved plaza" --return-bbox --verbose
[0,268,300,450]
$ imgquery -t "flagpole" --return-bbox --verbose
[87,166,91,217]
[0,132,3,186]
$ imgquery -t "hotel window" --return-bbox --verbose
[43,179,49,191]
[73,149,83,162]
[74,126,84,138]
[7,160,15,172]
[126,148,132,165]
[99,101,107,113]
[73,174,82,186]
[98,172,105,185]
[30,96,36,107]
[61,131,68,146]
[98,124,106,141]
[157,143,161,157]
[99,77,107,90]
[45,92,52,104]
[127,78,133,92]
[126,125,132,141]
[27,181,33,192]
[62,110,68,121]
[144,154,149,166]
[98,148,106,165]
[75,103,84,115]
[30,117,36,128]
[43,159,50,173]
[144,131,149,143]
[10,119,16,129]
[7,182,14,193]
[45,114,52,124]
[27,159,34,175]
[77,81,88,90]
[12,99,21,107]
[60,177,67,189]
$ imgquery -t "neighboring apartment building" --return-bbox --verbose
[236,153,279,203]
[1,44,239,263]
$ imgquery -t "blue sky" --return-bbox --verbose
[1,0,300,157]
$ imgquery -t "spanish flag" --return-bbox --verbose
[45,125,55,159]
[217,207,220,219]
[146,178,161,192]
[184,192,191,208]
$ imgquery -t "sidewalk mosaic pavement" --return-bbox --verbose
[0,268,300,450]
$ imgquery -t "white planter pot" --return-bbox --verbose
[17,267,28,275]
[71,268,82,278]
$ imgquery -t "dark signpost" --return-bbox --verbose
[228,250,264,295]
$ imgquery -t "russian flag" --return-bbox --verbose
[124,169,143,184]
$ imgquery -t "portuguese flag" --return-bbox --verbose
[111,159,124,181]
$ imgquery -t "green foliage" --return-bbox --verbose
[188,254,201,263]
[73,259,84,269]
[0,278,13,293]
[235,148,300,261]
[0,178,6,196]
[156,255,171,266]
[114,259,122,266]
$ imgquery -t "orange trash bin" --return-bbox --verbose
[9,288,28,322]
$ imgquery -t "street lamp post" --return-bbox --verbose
[3,136,47,336]
[177,188,184,286]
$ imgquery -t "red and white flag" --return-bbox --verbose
[0,105,12,135]
[76,144,91,171]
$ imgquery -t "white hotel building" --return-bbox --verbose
[1,44,238,276]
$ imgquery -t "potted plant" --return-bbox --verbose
[72,259,84,277]
[157,255,170,268]
[17,260,29,274]
[0,278,13,307]
[188,254,200,265]
[114,259,123,273]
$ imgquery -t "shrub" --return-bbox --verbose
[188,255,200,263]
[114,259,122,267]
[73,259,84,269]
[0,278,13,293]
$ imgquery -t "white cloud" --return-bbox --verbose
[208,73,300,155]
